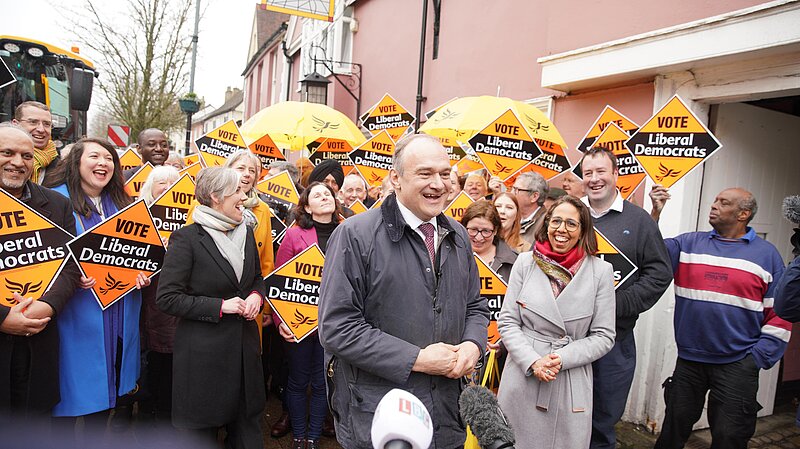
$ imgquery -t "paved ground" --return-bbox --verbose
[89,381,800,448]
[616,399,800,449]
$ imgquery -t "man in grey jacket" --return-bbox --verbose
[319,133,489,449]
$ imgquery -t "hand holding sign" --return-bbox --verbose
[0,295,50,337]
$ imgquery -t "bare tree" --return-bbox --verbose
[69,0,194,139]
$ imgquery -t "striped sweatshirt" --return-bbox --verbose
[665,228,790,369]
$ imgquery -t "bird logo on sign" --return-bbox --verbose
[98,273,130,294]
[5,279,43,303]
[494,161,513,174]
[291,309,317,329]
[655,163,681,182]
[369,172,384,184]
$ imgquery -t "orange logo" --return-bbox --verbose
[291,309,317,329]
[98,273,130,294]
[5,279,42,303]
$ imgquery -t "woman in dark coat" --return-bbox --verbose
[157,167,266,449]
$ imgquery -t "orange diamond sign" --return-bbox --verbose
[578,105,639,153]
[626,95,722,188]
[594,228,637,289]
[195,120,248,167]
[124,162,154,200]
[349,130,395,188]
[0,190,73,307]
[264,244,325,342]
[68,200,165,309]
[474,255,507,345]
[468,110,542,181]
[148,173,195,239]
[443,191,475,222]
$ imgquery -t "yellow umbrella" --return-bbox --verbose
[420,95,566,148]
[419,96,570,180]
[240,101,366,151]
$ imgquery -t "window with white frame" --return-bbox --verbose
[298,3,356,87]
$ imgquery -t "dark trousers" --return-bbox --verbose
[143,351,173,417]
[286,335,326,440]
[591,332,637,449]
[654,356,761,449]
[1,338,50,431]
[263,324,288,411]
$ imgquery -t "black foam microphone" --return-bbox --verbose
[784,195,800,256]
[459,385,516,449]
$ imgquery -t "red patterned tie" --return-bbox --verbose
[419,222,436,265]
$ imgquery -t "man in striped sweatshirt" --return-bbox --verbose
[651,187,790,449]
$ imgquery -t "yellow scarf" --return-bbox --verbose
[31,140,58,184]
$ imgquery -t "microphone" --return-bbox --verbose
[371,388,433,449]
[784,195,800,256]
[459,385,516,449]
[784,195,800,224]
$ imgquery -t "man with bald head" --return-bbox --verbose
[123,128,169,180]
[338,173,374,208]
[0,124,80,417]
[651,187,790,449]
[319,133,488,448]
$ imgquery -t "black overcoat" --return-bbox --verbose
[156,223,266,428]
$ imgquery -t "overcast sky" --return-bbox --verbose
[1,0,255,109]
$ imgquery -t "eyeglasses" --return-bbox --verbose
[466,227,495,239]
[548,217,580,232]
[21,118,52,129]
[511,186,532,195]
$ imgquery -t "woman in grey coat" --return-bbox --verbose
[497,196,616,449]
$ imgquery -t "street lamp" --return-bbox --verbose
[300,72,331,104]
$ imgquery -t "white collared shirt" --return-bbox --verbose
[396,198,439,249]
[581,190,623,219]
[521,206,540,225]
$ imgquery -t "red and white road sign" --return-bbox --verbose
[107,124,131,147]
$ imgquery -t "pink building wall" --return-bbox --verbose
[546,0,765,55]
[350,0,765,132]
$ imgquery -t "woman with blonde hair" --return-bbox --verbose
[140,165,180,205]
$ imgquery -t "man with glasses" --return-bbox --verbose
[511,171,549,244]
[580,147,672,449]
[11,102,57,185]
[123,128,170,180]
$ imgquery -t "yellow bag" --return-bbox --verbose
[465,349,500,449]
